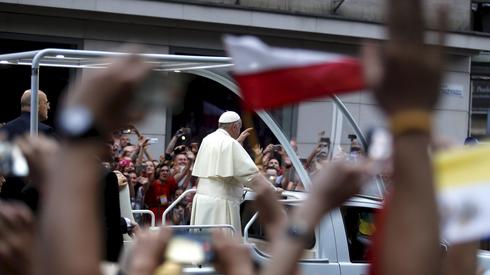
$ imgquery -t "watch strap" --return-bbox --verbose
[56,106,102,142]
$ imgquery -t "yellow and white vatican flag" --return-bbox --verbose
[435,144,490,244]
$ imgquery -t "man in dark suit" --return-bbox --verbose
[0,89,54,211]
[1,89,54,140]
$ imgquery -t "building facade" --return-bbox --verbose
[0,0,488,157]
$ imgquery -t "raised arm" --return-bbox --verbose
[165,129,182,155]
[143,150,153,162]
[363,0,447,274]
[135,136,149,166]
[304,143,321,170]
[173,151,194,184]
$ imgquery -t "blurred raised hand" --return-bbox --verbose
[262,160,372,275]
[15,134,60,188]
[361,1,448,275]
[62,51,152,133]
[0,201,35,275]
[212,230,254,275]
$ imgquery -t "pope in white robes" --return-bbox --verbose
[191,111,259,233]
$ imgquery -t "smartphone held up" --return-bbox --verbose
[165,231,214,265]
[0,142,29,177]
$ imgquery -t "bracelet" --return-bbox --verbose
[389,110,432,136]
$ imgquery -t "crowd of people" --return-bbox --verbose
[0,0,486,275]
[102,117,364,228]
[107,127,197,226]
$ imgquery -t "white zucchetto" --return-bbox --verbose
[218,111,241,123]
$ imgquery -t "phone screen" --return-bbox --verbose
[165,232,214,264]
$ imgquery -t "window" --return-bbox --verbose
[472,1,490,33]
[341,206,376,263]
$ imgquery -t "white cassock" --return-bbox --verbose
[191,128,258,232]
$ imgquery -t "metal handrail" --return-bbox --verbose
[243,212,259,242]
[162,188,197,225]
[132,210,156,227]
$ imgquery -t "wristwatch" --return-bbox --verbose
[57,105,101,141]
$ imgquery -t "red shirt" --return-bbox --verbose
[145,177,178,208]
[144,177,178,225]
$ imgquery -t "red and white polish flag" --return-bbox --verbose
[224,35,365,110]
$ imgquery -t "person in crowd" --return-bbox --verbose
[1,89,54,140]
[160,127,190,164]
[137,160,156,184]
[118,158,134,177]
[264,165,280,187]
[102,169,126,262]
[113,133,130,156]
[144,164,177,225]
[97,134,140,261]
[133,133,156,166]
[172,150,195,189]
[268,139,304,191]
[174,187,184,201]
[0,89,54,210]
[304,135,329,174]
[120,133,131,149]
[174,152,188,168]
[267,158,281,172]
[191,111,273,232]
[172,152,191,187]
[170,203,188,225]
[128,171,141,207]
[260,145,293,189]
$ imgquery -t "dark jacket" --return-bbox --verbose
[1,112,54,141]
[103,170,124,262]
[0,112,54,212]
